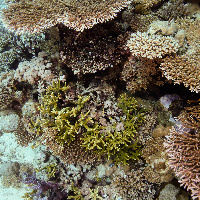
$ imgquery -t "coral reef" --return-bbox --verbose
[157,0,190,20]
[121,56,163,93]
[110,167,156,199]
[30,81,146,165]
[160,16,200,93]
[81,93,146,165]
[1,0,200,199]
[14,51,66,92]
[160,51,200,93]
[22,172,67,200]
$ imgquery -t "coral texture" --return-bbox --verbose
[14,52,66,92]
[164,102,200,200]
[111,168,156,199]
[126,32,179,59]
[160,52,200,93]
[1,0,132,34]
[160,16,200,93]
[121,56,163,93]
[60,25,127,74]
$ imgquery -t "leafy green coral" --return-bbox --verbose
[81,93,147,165]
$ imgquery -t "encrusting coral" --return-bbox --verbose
[1,0,132,34]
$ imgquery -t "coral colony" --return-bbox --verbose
[0,0,199,200]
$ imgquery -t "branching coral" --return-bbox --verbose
[34,80,92,145]
[1,0,132,34]
[81,93,146,165]
[121,56,164,93]
[60,25,128,74]
[160,17,200,93]
[31,81,146,165]
[164,102,200,200]
[126,31,179,59]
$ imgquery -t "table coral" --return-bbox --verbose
[1,0,132,34]
[160,51,200,93]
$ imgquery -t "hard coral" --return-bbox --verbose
[111,168,156,199]
[121,56,164,93]
[14,52,66,93]
[160,52,200,93]
[157,0,190,20]
[126,31,179,59]
[81,93,146,165]
[134,0,162,13]
[164,103,200,200]
[160,17,200,93]
[60,25,127,74]
[2,0,132,34]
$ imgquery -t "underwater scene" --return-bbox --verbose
[0,0,199,199]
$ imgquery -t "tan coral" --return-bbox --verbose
[1,0,132,34]
[134,0,162,13]
[41,127,98,165]
[126,31,179,59]
[142,135,174,183]
[121,56,158,93]
[164,103,200,200]
[160,51,200,93]
[164,125,200,200]
[160,17,200,93]
[111,168,156,199]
